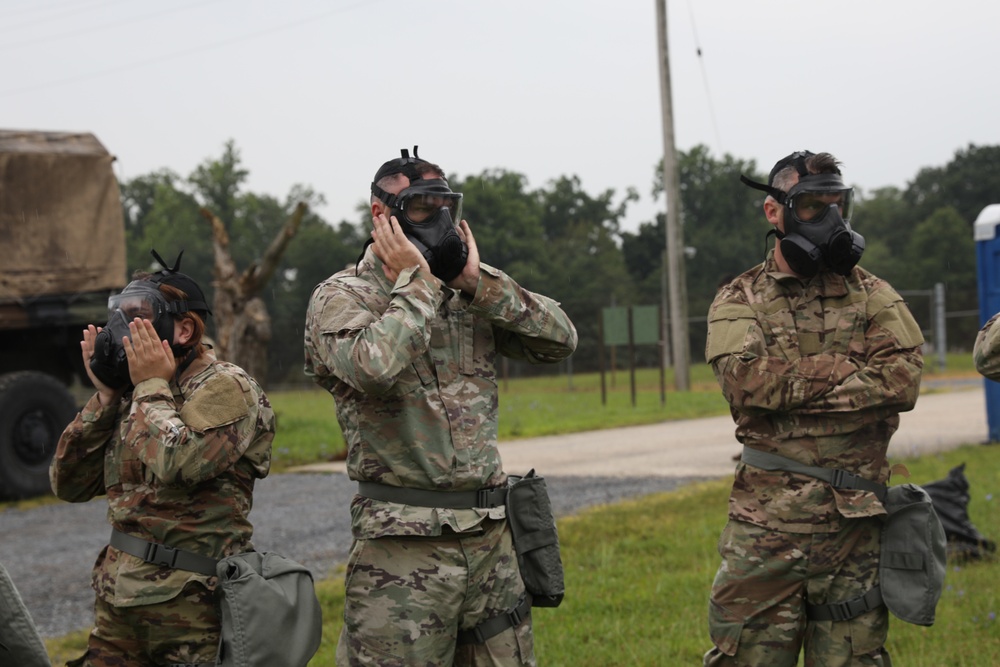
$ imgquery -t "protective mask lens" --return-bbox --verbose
[108,287,164,321]
[402,193,463,224]
[790,189,853,224]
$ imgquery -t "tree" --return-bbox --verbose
[534,176,636,372]
[451,169,546,280]
[625,145,763,361]
[904,144,1000,225]
[200,202,307,384]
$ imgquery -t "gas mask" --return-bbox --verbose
[89,251,211,389]
[741,152,865,278]
[363,147,469,282]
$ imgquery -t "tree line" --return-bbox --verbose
[119,141,999,386]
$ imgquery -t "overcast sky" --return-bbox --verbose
[4,0,998,233]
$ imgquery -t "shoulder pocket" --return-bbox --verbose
[180,374,250,433]
[706,304,757,362]
[869,288,924,349]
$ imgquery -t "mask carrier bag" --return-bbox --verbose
[740,447,946,625]
[506,469,565,608]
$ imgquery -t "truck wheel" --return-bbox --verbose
[0,371,78,498]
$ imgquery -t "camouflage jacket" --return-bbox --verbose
[706,252,924,533]
[974,311,1000,380]
[50,349,274,607]
[304,249,577,539]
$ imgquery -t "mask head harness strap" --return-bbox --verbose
[739,150,818,205]
[370,146,428,209]
[147,249,212,317]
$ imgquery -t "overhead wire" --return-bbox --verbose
[0,0,232,51]
[0,0,387,99]
[0,0,132,33]
[686,0,724,156]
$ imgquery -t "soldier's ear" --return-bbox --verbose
[174,317,195,346]
[764,198,783,230]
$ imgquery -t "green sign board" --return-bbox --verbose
[602,307,629,346]
[631,305,660,345]
[601,305,659,346]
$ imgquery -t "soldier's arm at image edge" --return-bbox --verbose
[974,312,1000,380]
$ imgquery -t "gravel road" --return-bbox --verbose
[0,472,707,639]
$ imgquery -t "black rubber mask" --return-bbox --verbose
[88,250,211,389]
[777,175,865,277]
[740,154,865,278]
[390,179,467,282]
[89,282,178,389]
[365,147,468,282]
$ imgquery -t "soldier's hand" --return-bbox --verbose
[446,219,481,297]
[370,212,432,283]
[81,325,122,407]
[124,318,177,385]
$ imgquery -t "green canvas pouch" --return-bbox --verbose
[0,562,49,667]
[880,484,947,626]
[215,552,323,667]
[507,470,564,607]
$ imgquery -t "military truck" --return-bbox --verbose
[0,130,126,498]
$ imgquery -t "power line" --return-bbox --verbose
[0,0,132,34]
[0,0,232,51]
[0,0,385,99]
[685,0,723,156]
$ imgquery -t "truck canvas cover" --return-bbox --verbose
[0,130,126,304]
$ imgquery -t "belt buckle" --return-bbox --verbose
[143,542,179,568]
[476,487,504,509]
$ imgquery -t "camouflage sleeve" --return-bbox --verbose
[305,265,444,395]
[49,392,113,502]
[123,374,263,486]
[799,286,924,418]
[466,263,578,364]
[974,312,1000,380]
[706,295,859,414]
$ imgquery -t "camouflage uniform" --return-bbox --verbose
[304,248,577,666]
[974,311,1000,380]
[50,348,275,667]
[703,251,923,667]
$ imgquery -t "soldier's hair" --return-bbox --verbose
[771,152,842,193]
[370,163,447,206]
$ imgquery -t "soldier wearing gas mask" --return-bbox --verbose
[703,152,924,666]
[50,251,274,667]
[305,148,578,665]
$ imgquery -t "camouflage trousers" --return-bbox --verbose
[336,517,534,666]
[68,582,219,667]
[704,518,891,667]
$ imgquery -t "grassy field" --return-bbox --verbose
[41,353,997,664]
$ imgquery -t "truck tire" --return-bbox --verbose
[0,371,78,498]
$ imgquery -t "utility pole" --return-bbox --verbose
[655,0,690,391]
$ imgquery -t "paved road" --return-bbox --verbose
[293,385,990,478]
[1,385,988,639]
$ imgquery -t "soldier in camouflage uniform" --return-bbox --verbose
[974,312,1000,379]
[703,152,924,666]
[50,258,275,667]
[304,149,577,666]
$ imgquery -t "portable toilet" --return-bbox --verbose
[974,203,1000,442]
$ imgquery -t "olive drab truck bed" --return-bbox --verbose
[0,130,127,498]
